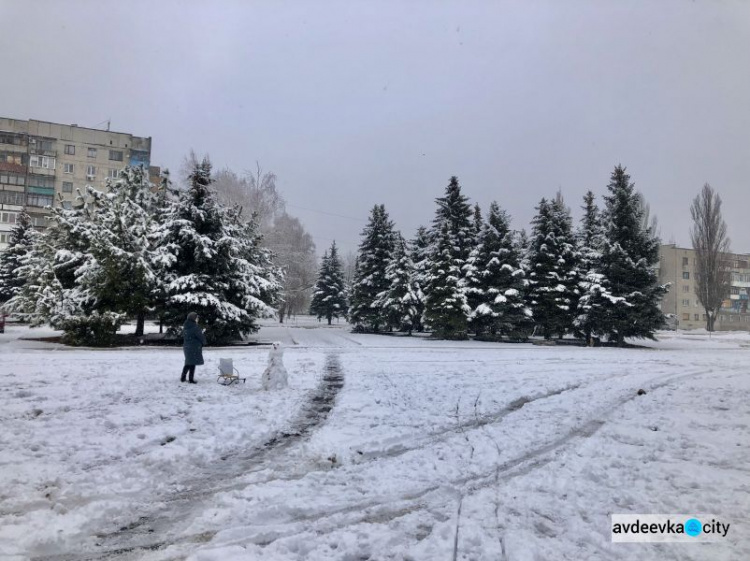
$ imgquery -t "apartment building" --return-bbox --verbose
[658,244,750,331]
[0,117,151,248]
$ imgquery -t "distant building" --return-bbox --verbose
[658,244,750,330]
[0,117,152,248]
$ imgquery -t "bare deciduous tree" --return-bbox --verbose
[263,212,317,322]
[690,183,731,331]
[213,163,285,230]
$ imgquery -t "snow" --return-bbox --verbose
[1,320,750,560]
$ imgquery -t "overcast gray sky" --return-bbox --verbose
[2,0,749,255]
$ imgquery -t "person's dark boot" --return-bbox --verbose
[188,379,197,384]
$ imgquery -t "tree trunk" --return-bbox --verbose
[135,312,146,337]
[327,316,332,325]
[617,332,625,347]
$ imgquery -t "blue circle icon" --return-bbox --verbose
[685,518,702,537]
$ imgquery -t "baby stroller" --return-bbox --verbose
[217,358,246,385]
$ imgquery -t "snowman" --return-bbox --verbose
[261,342,288,390]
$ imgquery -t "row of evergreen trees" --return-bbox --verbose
[310,165,666,343]
[0,160,281,345]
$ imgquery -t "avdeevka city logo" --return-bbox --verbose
[611,514,730,542]
[684,518,702,537]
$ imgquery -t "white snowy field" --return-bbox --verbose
[1,320,749,561]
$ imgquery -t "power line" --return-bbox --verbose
[286,203,366,223]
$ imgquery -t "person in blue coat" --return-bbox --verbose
[181,312,207,384]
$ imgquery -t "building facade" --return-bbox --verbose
[658,244,750,331]
[0,117,151,248]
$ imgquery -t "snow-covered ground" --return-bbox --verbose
[1,319,749,560]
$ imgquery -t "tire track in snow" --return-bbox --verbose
[353,382,582,463]
[30,354,345,561]
[201,366,719,552]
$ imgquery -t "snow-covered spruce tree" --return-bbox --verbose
[423,221,471,339]
[2,228,65,326]
[375,233,421,333]
[526,196,580,339]
[0,210,38,304]
[77,166,164,336]
[310,241,348,325]
[153,157,280,344]
[408,226,430,333]
[573,191,610,344]
[594,165,667,345]
[310,249,330,321]
[2,193,126,345]
[348,204,396,332]
[514,228,530,260]
[464,202,532,339]
[432,176,475,266]
[422,176,474,338]
[472,203,483,239]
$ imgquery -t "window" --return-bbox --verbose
[29,155,56,169]
[0,190,25,205]
[0,173,25,186]
[681,299,690,307]
[30,138,54,152]
[682,313,690,321]
[1,152,25,165]
[64,163,74,174]
[61,201,72,210]
[682,257,689,266]
[26,194,54,208]
[694,314,699,321]
[682,272,690,279]
[1,211,17,223]
[62,181,73,193]
[108,168,119,179]
[28,175,54,189]
[108,150,123,162]
[0,133,25,146]
[0,233,6,244]
[87,147,97,158]
[682,285,690,292]
[86,165,96,178]
[65,144,75,155]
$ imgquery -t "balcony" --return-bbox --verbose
[29,168,55,179]
[0,133,27,148]
[28,137,56,157]
[28,148,57,158]
[0,161,26,174]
